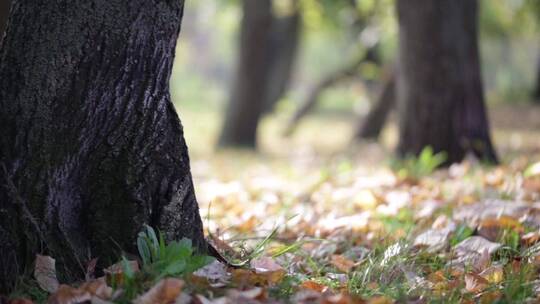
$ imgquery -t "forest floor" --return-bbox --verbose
[7,104,540,303]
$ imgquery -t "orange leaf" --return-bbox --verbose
[133,279,184,304]
[47,285,92,304]
[331,255,356,273]
[301,281,329,293]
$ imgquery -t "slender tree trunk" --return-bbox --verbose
[355,74,395,140]
[262,9,301,113]
[396,0,497,164]
[0,0,10,44]
[0,0,206,291]
[218,0,273,148]
[534,52,540,101]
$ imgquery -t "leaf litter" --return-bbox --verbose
[8,155,540,303]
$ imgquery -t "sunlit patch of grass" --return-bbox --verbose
[499,262,536,302]
[376,208,416,238]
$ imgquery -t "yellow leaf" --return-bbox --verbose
[480,265,504,284]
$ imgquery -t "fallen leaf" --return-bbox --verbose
[477,216,523,241]
[34,255,59,293]
[249,257,286,285]
[47,280,112,304]
[103,260,139,285]
[464,273,489,293]
[250,257,283,272]
[331,255,356,273]
[522,231,540,246]
[413,229,451,252]
[301,281,329,293]
[227,287,267,302]
[454,236,502,256]
[479,265,504,284]
[47,285,91,304]
[133,279,184,304]
[193,260,231,288]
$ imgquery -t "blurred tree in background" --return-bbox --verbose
[219,0,301,148]
[396,0,498,164]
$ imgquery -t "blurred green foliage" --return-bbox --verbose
[172,0,540,116]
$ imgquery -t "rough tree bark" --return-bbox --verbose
[355,73,395,140]
[0,0,10,44]
[218,0,273,148]
[0,0,206,291]
[396,0,498,164]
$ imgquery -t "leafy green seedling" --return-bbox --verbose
[390,146,448,181]
[136,225,214,279]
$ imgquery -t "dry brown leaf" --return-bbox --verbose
[249,257,286,285]
[47,279,112,304]
[331,255,356,273]
[250,257,283,272]
[47,285,92,304]
[522,231,540,246]
[478,216,523,241]
[133,279,184,304]
[193,260,231,288]
[300,281,329,293]
[484,169,505,187]
[479,265,504,284]
[231,268,284,287]
[455,236,502,256]
[464,273,489,293]
[227,287,267,302]
[103,260,139,285]
[34,255,59,293]
[413,229,451,252]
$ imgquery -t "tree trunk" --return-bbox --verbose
[534,52,540,101]
[0,0,206,291]
[396,0,498,164]
[262,9,301,113]
[218,0,273,148]
[355,74,395,140]
[0,0,10,44]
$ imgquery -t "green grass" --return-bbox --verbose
[111,225,214,303]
